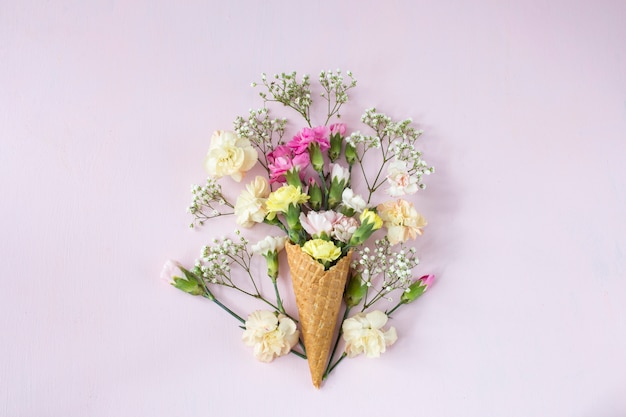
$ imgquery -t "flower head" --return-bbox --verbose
[342,310,397,358]
[330,163,350,183]
[252,235,288,280]
[330,123,347,137]
[377,199,427,245]
[242,310,299,362]
[234,176,270,228]
[287,126,330,155]
[266,185,309,216]
[267,145,310,184]
[204,130,258,182]
[301,239,341,264]
[299,210,341,238]
[401,274,435,304]
[341,188,366,213]
[161,259,183,285]
[251,235,288,257]
[386,160,418,197]
[331,215,359,243]
[359,209,383,230]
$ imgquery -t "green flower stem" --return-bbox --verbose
[324,306,351,377]
[386,301,405,316]
[202,294,245,324]
[271,277,285,314]
[227,285,297,322]
[323,353,346,380]
[290,349,307,360]
[362,286,388,311]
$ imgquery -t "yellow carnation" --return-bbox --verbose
[266,185,309,215]
[359,209,383,230]
[301,239,341,263]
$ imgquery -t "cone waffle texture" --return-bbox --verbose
[285,241,352,388]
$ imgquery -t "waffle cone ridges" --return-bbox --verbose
[285,241,352,388]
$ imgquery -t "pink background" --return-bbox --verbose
[2,1,626,415]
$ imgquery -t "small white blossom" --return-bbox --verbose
[341,188,366,212]
[251,235,288,256]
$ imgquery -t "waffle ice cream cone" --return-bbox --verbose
[285,241,352,388]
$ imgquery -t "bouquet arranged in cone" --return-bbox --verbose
[163,70,436,388]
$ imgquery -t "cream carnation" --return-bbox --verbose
[377,199,427,245]
[242,310,299,362]
[204,130,258,182]
[342,310,397,358]
[234,176,270,227]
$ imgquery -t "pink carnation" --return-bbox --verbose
[299,210,343,238]
[330,123,347,137]
[287,126,330,155]
[267,145,310,183]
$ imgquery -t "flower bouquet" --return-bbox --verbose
[163,70,435,388]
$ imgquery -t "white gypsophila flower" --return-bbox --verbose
[251,235,288,256]
[341,188,366,212]
[242,310,300,362]
[331,215,359,243]
[330,163,350,183]
[342,310,397,358]
[386,160,418,197]
[234,176,271,227]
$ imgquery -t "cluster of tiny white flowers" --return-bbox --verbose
[233,108,287,166]
[361,107,392,131]
[255,72,312,122]
[351,238,420,303]
[192,231,250,286]
[345,131,381,153]
[319,69,357,108]
[188,178,233,228]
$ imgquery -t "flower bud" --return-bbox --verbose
[171,276,204,296]
[345,143,357,165]
[348,209,383,247]
[309,142,325,172]
[264,252,280,281]
[344,272,367,308]
[329,133,343,162]
[308,178,323,211]
[285,168,302,188]
[328,166,349,209]
[400,274,435,304]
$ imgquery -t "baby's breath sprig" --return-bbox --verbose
[187,178,234,228]
[347,108,434,203]
[191,232,293,320]
[318,69,357,125]
[350,237,420,311]
[233,108,287,173]
[254,72,313,127]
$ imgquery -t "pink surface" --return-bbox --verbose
[2,1,626,415]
